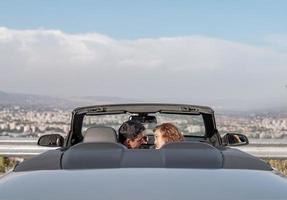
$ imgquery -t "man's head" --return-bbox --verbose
[118,121,147,149]
[153,123,184,149]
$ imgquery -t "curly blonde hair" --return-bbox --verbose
[153,123,184,143]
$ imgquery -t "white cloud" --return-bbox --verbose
[264,34,287,48]
[0,27,286,109]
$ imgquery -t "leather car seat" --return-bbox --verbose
[83,126,118,143]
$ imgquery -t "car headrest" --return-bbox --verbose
[83,126,117,143]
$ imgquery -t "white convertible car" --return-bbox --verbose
[0,104,286,200]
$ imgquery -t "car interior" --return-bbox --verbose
[80,112,222,149]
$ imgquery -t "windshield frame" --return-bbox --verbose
[66,104,217,147]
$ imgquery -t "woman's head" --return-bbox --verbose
[153,123,184,149]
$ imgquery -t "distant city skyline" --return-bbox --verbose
[1,104,287,139]
[0,1,287,110]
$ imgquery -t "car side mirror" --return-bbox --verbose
[222,133,249,146]
[38,134,64,147]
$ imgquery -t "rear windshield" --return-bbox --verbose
[82,113,205,137]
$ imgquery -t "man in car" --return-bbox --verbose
[118,121,147,149]
[153,123,184,149]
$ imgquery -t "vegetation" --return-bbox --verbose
[0,157,22,173]
[266,159,287,176]
[0,157,9,172]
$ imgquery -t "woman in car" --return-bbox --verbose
[153,123,184,149]
[118,121,147,149]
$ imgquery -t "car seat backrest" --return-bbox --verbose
[83,126,117,143]
[62,142,126,169]
[160,141,223,168]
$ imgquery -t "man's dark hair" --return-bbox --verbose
[118,121,145,143]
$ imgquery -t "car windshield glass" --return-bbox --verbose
[82,113,206,137]
[154,113,205,136]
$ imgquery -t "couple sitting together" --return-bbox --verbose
[118,121,184,149]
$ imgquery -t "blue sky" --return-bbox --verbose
[1,0,286,42]
[0,0,287,110]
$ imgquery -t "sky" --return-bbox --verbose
[0,0,287,110]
